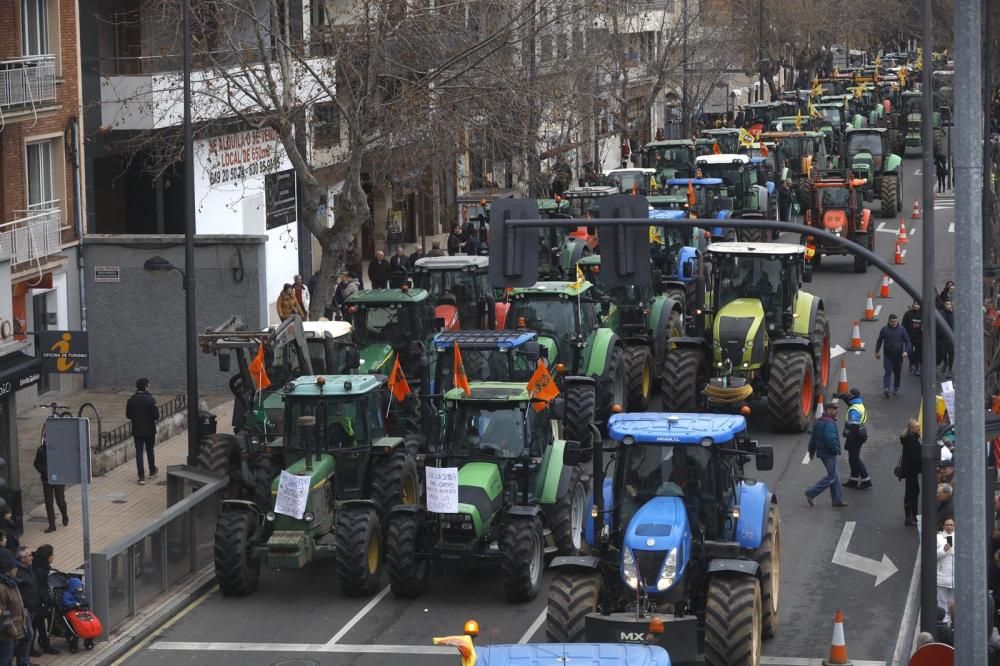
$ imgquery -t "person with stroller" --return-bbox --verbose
[30,545,58,655]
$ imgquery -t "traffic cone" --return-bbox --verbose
[837,360,850,394]
[863,291,878,321]
[814,394,825,421]
[897,219,908,243]
[911,198,921,219]
[893,241,905,265]
[848,321,864,351]
[822,610,853,665]
[878,273,891,298]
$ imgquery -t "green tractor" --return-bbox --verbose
[898,89,943,155]
[213,374,422,598]
[759,130,830,211]
[506,281,628,421]
[384,382,589,602]
[345,286,438,378]
[843,127,903,218]
[662,242,831,433]
[641,139,699,183]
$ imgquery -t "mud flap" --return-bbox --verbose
[584,613,700,665]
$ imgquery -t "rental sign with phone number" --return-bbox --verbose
[204,127,287,187]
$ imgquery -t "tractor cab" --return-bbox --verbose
[694,154,770,218]
[641,139,697,183]
[843,127,902,215]
[701,128,742,155]
[534,188,610,280]
[266,320,359,377]
[607,168,658,195]
[432,330,544,393]
[759,131,828,185]
[346,287,438,377]
[506,281,605,369]
[412,256,496,331]
[803,173,874,271]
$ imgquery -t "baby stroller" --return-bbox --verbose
[48,570,102,653]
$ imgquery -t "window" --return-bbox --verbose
[21,0,49,56]
[26,140,54,208]
[314,102,341,148]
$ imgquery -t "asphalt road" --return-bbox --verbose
[120,156,956,666]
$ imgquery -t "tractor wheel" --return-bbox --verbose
[704,575,763,666]
[661,347,709,412]
[214,512,260,597]
[385,511,429,598]
[880,174,898,219]
[253,456,276,512]
[738,227,767,243]
[563,381,596,463]
[546,466,587,555]
[853,233,870,273]
[197,433,237,477]
[664,288,687,310]
[811,309,831,390]
[335,507,382,597]
[624,345,653,412]
[756,504,781,638]
[403,433,424,458]
[796,181,813,214]
[888,129,904,155]
[595,344,627,422]
[766,350,814,433]
[545,570,601,643]
[371,448,421,523]
[501,516,545,602]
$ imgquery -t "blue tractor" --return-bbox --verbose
[545,412,779,666]
[648,208,705,311]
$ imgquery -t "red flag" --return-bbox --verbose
[388,356,412,402]
[453,342,471,396]
[248,343,271,391]
[526,361,559,412]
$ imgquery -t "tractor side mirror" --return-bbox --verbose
[218,351,231,373]
[683,257,696,279]
[521,341,541,359]
[342,343,361,371]
[600,298,611,315]
[562,439,582,466]
[755,445,775,471]
[802,263,814,283]
[550,397,566,420]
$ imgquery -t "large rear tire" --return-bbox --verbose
[385,511,429,598]
[661,347,709,412]
[546,466,587,555]
[335,507,382,597]
[766,350,814,433]
[545,570,601,643]
[704,575,763,666]
[624,345,653,412]
[595,344,627,422]
[811,309,831,390]
[738,227,767,243]
[562,381,596,463]
[197,433,238,476]
[880,174,898,219]
[214,512,260,597]
[501,516,545,602]
[756,504,781,638]
[852,233,870,273]
[370,448,420,524]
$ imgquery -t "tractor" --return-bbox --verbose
[693,154,771,241]
[661,242,830,433]
[662,176,745,242]
[843,127,903,218]
[384,382,589,602]
[700,128,742,155]
[607,168,658,195]
[544,411,778,666]
[345,286,438,378]
[898,89,943,155]
[648,207,707,309]
[536,188,610,280]
[802,172,875,272]
[642,139,698,183]
[411,255,499,331]
[577,254,685,410]
[758,130,830,211]
[212,374,421,598]
[505,281,627,421]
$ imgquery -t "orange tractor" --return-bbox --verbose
[801,172,874,273]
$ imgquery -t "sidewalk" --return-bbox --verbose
[16,396,233,664]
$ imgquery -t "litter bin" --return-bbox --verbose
[198,411,217,440]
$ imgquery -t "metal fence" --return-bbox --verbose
[0,203,62,266]
[97,394,186,451]
[89,466,225,638]
[0,55,56,108]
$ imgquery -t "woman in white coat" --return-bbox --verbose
[937,517,956,621]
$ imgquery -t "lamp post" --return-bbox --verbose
[182,0,199,467]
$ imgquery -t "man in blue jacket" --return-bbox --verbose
[875,313,912,397]
[805,402,848,508]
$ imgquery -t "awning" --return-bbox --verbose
[0,352,41,392]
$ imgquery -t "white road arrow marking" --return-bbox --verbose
[875,222,899,234]
[949,222,955,233]
[913,169,922,176]
[801,451,811,465]
[832,521,898,586]
[830,344,846,359]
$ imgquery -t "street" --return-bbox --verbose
[119,157,954,666]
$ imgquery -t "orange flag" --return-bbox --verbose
[248,343,271,391]
[687,181,696,207]
[526,360,559,412]
[388,356,412,402]
[453,342,471,396]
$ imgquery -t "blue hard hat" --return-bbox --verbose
[68,578,84,592]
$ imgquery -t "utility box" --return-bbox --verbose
[45,417,91,486]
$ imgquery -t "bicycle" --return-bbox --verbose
[38,403,73,418]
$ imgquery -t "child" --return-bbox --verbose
[62,578,85,610]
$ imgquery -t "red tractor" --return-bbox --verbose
[802,173,874,273]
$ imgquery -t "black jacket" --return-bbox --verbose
[447,231,464,254]
[31,559,50,608]
[368,259,390,287]
[899,432,922,478]
[15,563,39,615]
[901,309,923,344]
[33,444,48,483]
[0,518,19,556]
[125,390,159,439]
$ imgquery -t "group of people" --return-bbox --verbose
[0,529,65,662]
[804,387,870,508]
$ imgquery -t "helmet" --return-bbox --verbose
[68,578,84,593]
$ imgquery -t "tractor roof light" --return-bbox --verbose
[316,376,326,387]
[464,620,480,637]
[612,404,623,414]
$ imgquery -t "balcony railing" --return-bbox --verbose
[0,201,63,265]
[0,55,57,109]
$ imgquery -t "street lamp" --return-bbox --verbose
[143,256,179,274]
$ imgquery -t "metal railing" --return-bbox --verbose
[0,55,56,108]
[0,201,62,265]
[97,394,186,451]
[89,466,226,638]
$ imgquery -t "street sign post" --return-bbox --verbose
[44,417,92,587]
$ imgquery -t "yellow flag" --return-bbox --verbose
[795,111,803,130]
[808,101,821,118]
[738,127,756,148]
[432,636,476,666]
[574,263,586,287]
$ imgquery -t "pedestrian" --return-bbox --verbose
[936,280,955,310]
[447,225,464,256]
[332,271,359,319]
[388,246,410,289]
[30,545,57,655]
[937,300,955,378]
[900,418,922,526]
[465,233,480,256]
[33,431,67,534]
[125,378,160,486]
[839,388,871,490]
[409,245,425,269]
[804,402,849,508]
[778,180,792,222]
[428,241,446,257]
[0,549,27,665]
[935,153,949,193]
[292,274,311,315]
[874,313,911,397]
[344,242,364,289]
[276,283,306,322]
[0,511,17,557]
[368,251,390,289]
[306,270,321,296]
[901,300,924,375]
[937,483,955,528]
[14,547,38,661]
[937,517,956,622]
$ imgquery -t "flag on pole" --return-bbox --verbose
[526,360,560,412]
[388,356,412,402]
[574,262,586,287]
[453,342,471,396]
[248,343,271,391]
[738,127,756,148]
[432,636,476,666]
[795,110,803,130]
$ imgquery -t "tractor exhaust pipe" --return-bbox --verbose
[298,415,316,471]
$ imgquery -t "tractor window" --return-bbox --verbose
[846,133,884,156]
[507,297,578,340]
[528,408,553,452]
[447,402,527,458]
[820,107,842,125]
[821,188,850,208]
[367,394,385,439]
[285,397,365,451]
[715,255,785,315]
[580,300,600,332]
[618,444,715,531]
[412,270,478,310]
[354,304,410,349]
[269,341,307,386]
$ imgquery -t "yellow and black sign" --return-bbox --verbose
[39,331,89,374]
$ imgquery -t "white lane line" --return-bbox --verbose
[890,545,923,666]
[518,608,548,643]
[762,658,884,666]
[151,642,454,654]
[326,586,392,645]
[801,451,811,465]
[111,585,218,666]
[830,344,846,359]
[876,222,886,232]
[949,222,955,233]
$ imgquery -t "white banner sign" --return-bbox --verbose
[426,467,459,514]
[941,381,956,422]
[274,470,311,519]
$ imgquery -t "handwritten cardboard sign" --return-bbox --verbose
[274,470,311,519]
[426,467,459,514]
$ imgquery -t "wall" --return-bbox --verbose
[81,235,267,390]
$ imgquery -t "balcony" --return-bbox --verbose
[0,55,57,110]
[0,202,63,266]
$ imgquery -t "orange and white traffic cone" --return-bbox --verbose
[893,241,905,265]
[837,360,850,394]
[822,610,853,665]
[897,219,909,243]
[878,273,891,298]
[848,321,864,351]
[911,198,921,219]
[863,291,878,321]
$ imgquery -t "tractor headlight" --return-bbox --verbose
[265,512,276,522]
[623,547,639,589]
[831,226,843,235]
[303,512,315,523]
[657,548,678,591]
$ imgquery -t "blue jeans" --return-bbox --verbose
[0,638,15,665]
[15,613,32,666]
[883,355,903,392]
[807,455,844,504]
